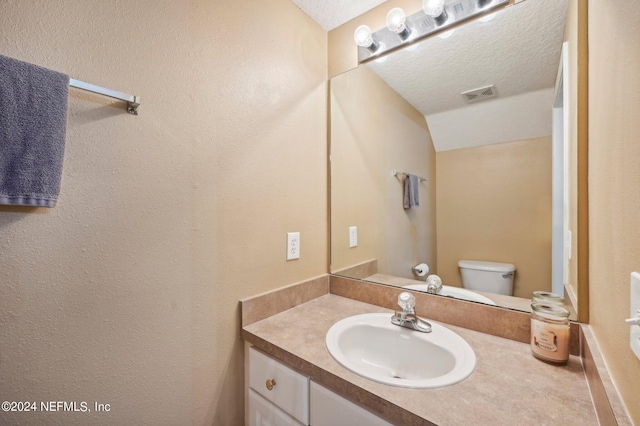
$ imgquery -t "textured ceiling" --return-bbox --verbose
[367,0,568,115]
[289,0,388,30]
[365,0,569,151]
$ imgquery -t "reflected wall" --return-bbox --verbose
[436,137,552,298]
[330,66,437,277]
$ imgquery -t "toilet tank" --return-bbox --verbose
[458,260,516,296]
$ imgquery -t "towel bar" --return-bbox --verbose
[69,78,140,115]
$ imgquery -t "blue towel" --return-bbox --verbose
[0,54,69,207]
[403,174,420,209]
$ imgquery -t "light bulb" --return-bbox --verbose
[386,8,407,33]
[353,24,380,52]
[386,8,412,40]
[354,25,374,47]
[422,0,445,18]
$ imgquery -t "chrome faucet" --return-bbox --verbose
[425,274,443,295]
[391,292,432,333]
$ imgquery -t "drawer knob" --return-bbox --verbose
[265,379,277,391]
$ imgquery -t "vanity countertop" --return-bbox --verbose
[242,293,597,425]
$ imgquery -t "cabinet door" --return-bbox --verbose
[248,389,305,426]
[249,347,309,425]
[310,381,394,426]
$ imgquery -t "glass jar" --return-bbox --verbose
[530,303,571,364]
[532,291,565,305]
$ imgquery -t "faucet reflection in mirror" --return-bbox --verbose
[353,0,509,62]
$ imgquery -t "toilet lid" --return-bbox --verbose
[458,260,515,272]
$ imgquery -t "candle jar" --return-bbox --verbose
[530,303,571,364]
[532,291,565,305]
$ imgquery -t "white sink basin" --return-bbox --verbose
[403,284,497,305]
[325,313,476,388]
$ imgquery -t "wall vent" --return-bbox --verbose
[461,85,497,103]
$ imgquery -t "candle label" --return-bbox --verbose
[533,325,558,352]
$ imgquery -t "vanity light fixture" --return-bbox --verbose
[353,0,509,63]
[386,8,412,40]
[354,25,380,53]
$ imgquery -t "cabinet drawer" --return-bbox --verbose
[248,389,304,426]
[248,347,309,425]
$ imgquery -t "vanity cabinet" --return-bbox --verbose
[246,346,392,426]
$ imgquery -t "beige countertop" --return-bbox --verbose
[242,293,597,425]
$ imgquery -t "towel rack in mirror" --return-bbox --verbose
[392,169,428,182]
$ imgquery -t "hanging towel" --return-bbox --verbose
[0,54,69,207]
[403,174,420,209]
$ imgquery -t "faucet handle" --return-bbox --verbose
[398,292,415,312]
[426,274,443,294]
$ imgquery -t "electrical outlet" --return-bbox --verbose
[349,226,358,248]
[287,232,300,260]
[630,272,640,360]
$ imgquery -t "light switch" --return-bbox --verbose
[349,226,358,248]
[287,232,300,260]
[630,272,640,361]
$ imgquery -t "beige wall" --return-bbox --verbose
[588,0,640,421]
[330,65,436,279]
[436,138,552,299]
[0,1,327,425]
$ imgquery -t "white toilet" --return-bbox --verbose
[458,260,516,296]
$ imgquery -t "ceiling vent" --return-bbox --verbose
[461,85,497,103]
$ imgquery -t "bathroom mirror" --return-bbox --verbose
[330,0,583,319]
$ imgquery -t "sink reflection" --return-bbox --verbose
[403,284,497,305]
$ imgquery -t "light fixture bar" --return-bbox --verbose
[357,0,509,63]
